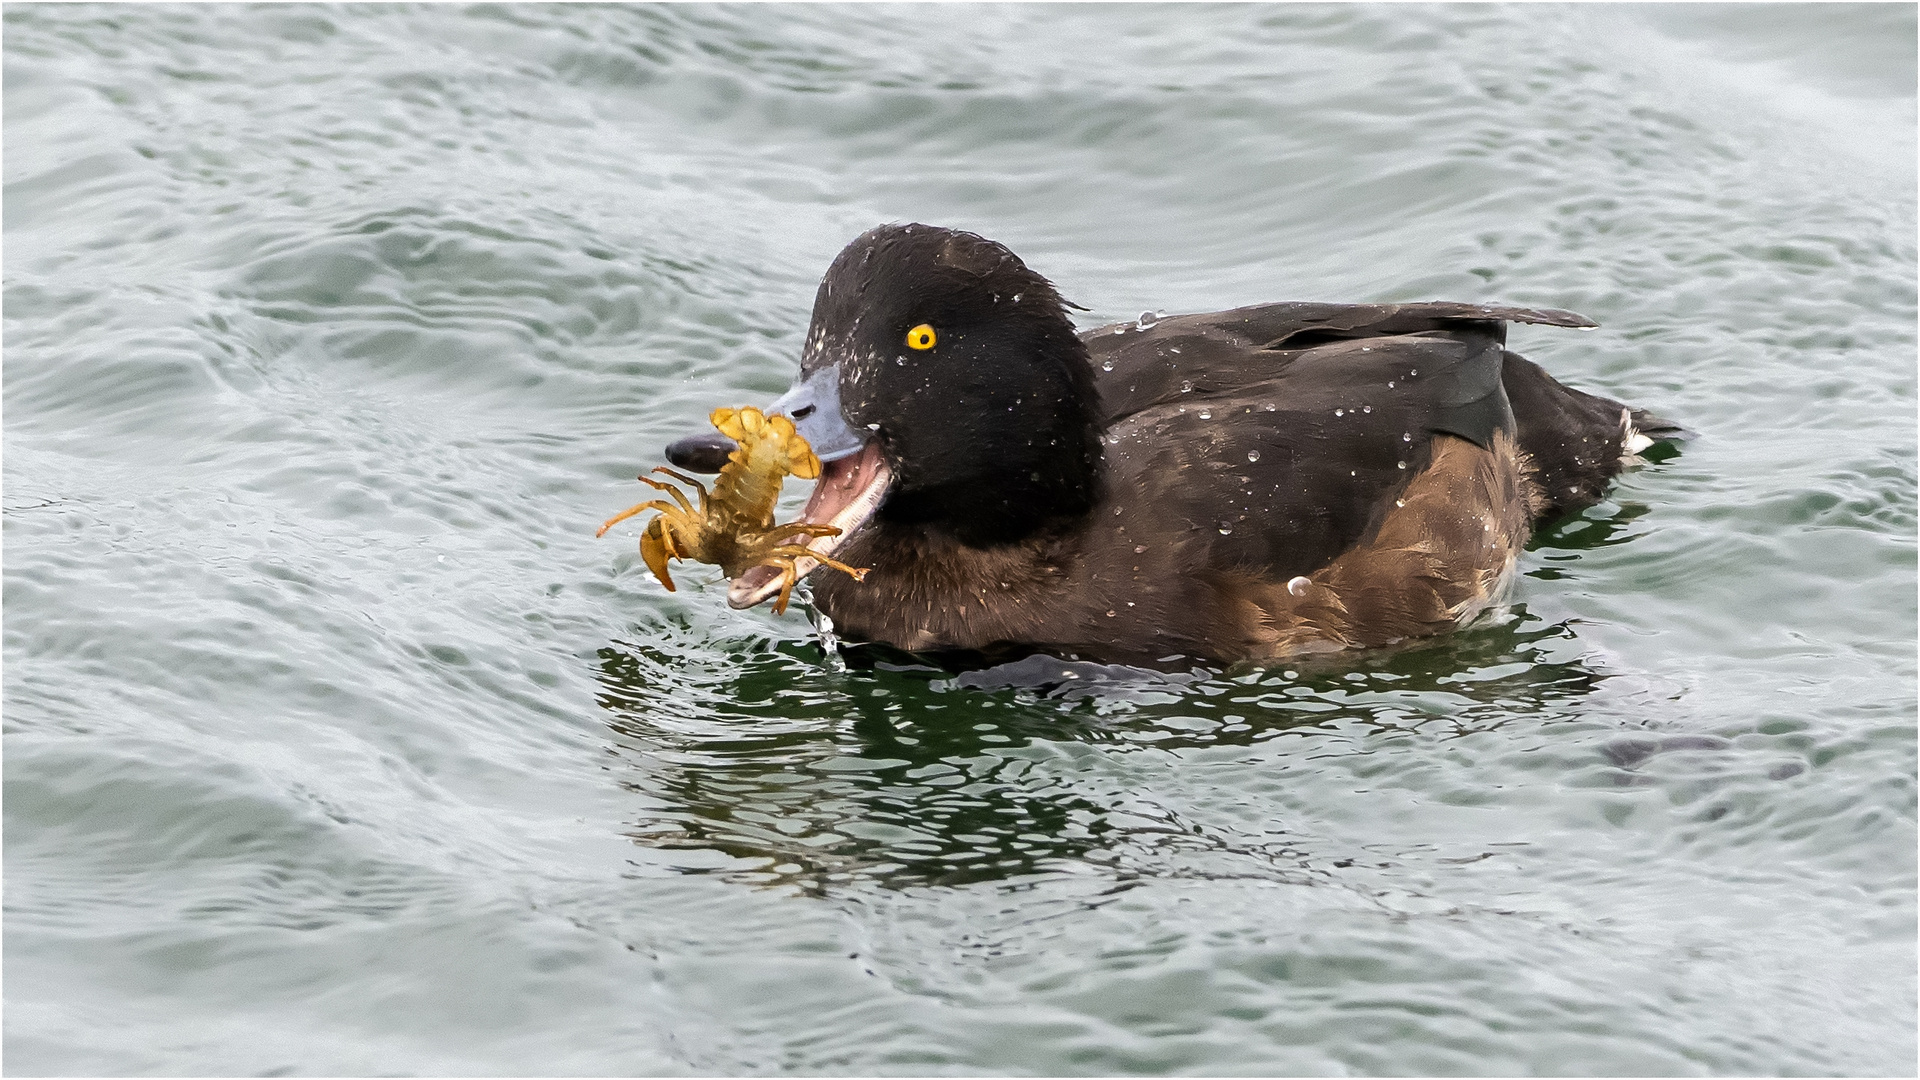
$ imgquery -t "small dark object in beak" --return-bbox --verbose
[664,432,736,474]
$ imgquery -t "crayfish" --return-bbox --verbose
[597,406,868,614]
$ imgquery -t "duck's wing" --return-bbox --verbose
[1088,299,1669,538]
[1086,300,1594,425]
[1101,324,1521,582]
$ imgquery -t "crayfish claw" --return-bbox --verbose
[639,517,678,591]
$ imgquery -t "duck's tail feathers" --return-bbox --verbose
[1626,407,1692,445]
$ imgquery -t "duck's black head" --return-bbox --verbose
[726,223,1104,608]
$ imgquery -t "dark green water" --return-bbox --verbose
[5,4,1914,1075]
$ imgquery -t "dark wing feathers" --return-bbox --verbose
[1098,326,1513,582]
[1087,300,1562,430]
[1243,300,1596,349]
[1087,299,1635,582]
[1086,300,1592,368]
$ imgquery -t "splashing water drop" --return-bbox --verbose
[809,593,847,673]
[1262,402,1276,411]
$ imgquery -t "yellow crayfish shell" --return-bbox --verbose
[711,407,821,480]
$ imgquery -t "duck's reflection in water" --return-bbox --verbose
[593,595,1627,893]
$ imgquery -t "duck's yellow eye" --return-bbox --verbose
[905,324,937,351]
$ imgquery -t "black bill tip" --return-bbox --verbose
[664,432,736,474]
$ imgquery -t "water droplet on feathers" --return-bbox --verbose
[1135,311,1159,330]
[1287,576,1310,596]
[1217,521,1233,535]
[1247,450,1261,462]
[1180,380,1193,393]
[1102,360,1114,371]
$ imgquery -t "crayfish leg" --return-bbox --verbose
[638,474,700,516]
[771,564,800,615]
[765,520,844,540]
[649,466,711,501]
[763,543,870,582]
[597,499,679,538]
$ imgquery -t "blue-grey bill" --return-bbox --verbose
[767,364,865,463]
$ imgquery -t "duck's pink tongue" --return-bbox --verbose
[728,441,891,610]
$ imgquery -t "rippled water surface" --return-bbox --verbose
[6,4,1915,1075]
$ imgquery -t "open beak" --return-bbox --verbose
[725,362,893,610]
